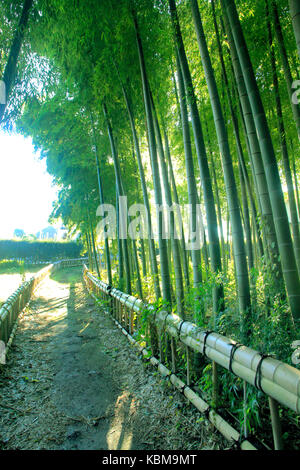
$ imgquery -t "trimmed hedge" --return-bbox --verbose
[0,239,83,261]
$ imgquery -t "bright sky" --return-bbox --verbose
[0,130,60,239]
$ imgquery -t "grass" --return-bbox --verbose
[0,260,45,275]
[50,266,82,284]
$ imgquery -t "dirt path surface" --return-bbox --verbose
[0,267,225,450]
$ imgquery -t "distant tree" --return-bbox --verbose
[25,233,37,241]
[0,0,34,123]
[13,228,25,239]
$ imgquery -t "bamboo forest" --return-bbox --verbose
[0,0,300,454]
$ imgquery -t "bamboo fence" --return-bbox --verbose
[83,265,300,450]
[1,259,298,450]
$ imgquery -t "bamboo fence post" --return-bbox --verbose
[129,307,132,335]
[212,360,219,408]
[125,305,128,331]
[118,299,121,324]
[243,380,248,439]
[118,298,122,324]
[170,336,176,373]
[158,327,163,363]
[131,305,135,335]
[186,345,190,387]
[268,397,284,450]
[111,294,114,317]
[127,303,130,332]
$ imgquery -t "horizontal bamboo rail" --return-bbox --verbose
[83,265,300,450]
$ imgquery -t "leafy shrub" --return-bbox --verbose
[0,239,83,261]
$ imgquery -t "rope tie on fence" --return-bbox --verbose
[1,305,12,316]
[229,342,243,375]
[202,330,213,358]
[229,439,241,451]
[106,285,112,296]
[163,313,169,332]
[139,351,144,361]
[166,371,172,382]
[131,297,139,312]
[152,306,160,324]
[203,405,211,421]
[118,292,125,306]
[177,320,187,341]
[180,383,188,395]
[254,354,272,392]
[139,348,148,362]
[0,304,12,341]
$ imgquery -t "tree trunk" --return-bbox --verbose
[133,10,172,306]
[169,0,224,323]
[116,186,124,288]
[0,0,33,123]
[86,200,100,279]
[223,0,300,324]
[90,114,113,285]
[140,238,147,277]
[175,52,202,292]
[190,0,249,334]
[150,92,184,316]
[222,2,284,289]
[86,232,93,272]
[266,0,300,275]
[119,78,161,299]
[103,102,131,294]
[131,239,143,299]
[289,0,300,61]
[291,143,300,220]
[163,124,190,290]
[272,1,300,142]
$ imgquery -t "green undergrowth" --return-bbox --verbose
[0,259,43,275]
[50,266,82,284]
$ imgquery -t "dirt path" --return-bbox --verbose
[0,268,225,450]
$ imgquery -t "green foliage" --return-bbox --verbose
[1,0,300,446]
[0,239,82,261]
[0,259,43,276]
